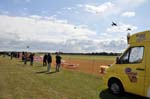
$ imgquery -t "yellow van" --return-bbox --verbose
[103,30,150,98]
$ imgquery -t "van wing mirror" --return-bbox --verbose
[116,56,120,64]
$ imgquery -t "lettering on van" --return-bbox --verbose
[136,34,146,42]
[125,68,137,83]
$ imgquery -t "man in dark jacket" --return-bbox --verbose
[29,53,34,66]
[47,53,52,72]
[24,52,28,65]
[43,54,47,66]
[55,53,61,72]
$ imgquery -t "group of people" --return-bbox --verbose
[10,52,62,73]
[10,52,20,60]
[43,53,62,72]
[22,52,34,66]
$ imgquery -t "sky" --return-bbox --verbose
[0,0,150,53]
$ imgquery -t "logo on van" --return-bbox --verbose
[125,68,137,83]
[136,34,146,42]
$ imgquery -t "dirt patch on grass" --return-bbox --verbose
[52,58,114,75]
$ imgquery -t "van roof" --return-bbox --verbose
[129,30,150,44]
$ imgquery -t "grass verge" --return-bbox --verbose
[0,56,104,99]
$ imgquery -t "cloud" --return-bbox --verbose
[84,2,116,15]
[65,7,73,10]
[106,23,137,33]
[99,39,127,52]
[0,15,96,42]
[64,39,127,53]
[121,12,135,17]
[29,15,42,19]
[79,0,148,18]
[116,0,148,8]
[0,15,99,52]
[0,36,127,53]
[0,14,129,52]
[77,4,83,8]
[0,11,9,15]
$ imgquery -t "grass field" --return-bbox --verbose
[37,54,116,61]
[0,56,146,99]
[61,55,116,61]
[0,56,104,99]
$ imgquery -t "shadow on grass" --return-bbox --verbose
[36,71,47,73]
[45,71,57,74]
[99,89,148,99]
[36,71,57,74]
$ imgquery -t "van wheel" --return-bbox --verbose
[108,79,124,95]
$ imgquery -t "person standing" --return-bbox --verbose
[47,53,52,72]
[29,53,34,66]
[22,52,25,61]
[43,54,47,66]
[55,53,61,72]
[10,52,13,60]
[24,52,28,65]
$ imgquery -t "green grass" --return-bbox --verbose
[36,53,116,61]
[56,55,116,61]
[0,56,146,99]
[0,56,104,99]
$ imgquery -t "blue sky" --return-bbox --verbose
[0,0,150,52]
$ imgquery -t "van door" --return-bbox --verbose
[116,46,145,96]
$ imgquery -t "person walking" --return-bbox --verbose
[47,53,52,72]
[55,53,61,72]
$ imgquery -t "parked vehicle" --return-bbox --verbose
[103,30,150,98]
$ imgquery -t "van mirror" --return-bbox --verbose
[116,56,120,64]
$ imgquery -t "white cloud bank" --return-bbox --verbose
[0,15,96,42]
[0,15,128,52]
[84,2,116,15]
[82,0,148,17]
[121,12,135,17]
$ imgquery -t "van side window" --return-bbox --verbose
[120,46,144,64]
[129,47,144,63]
